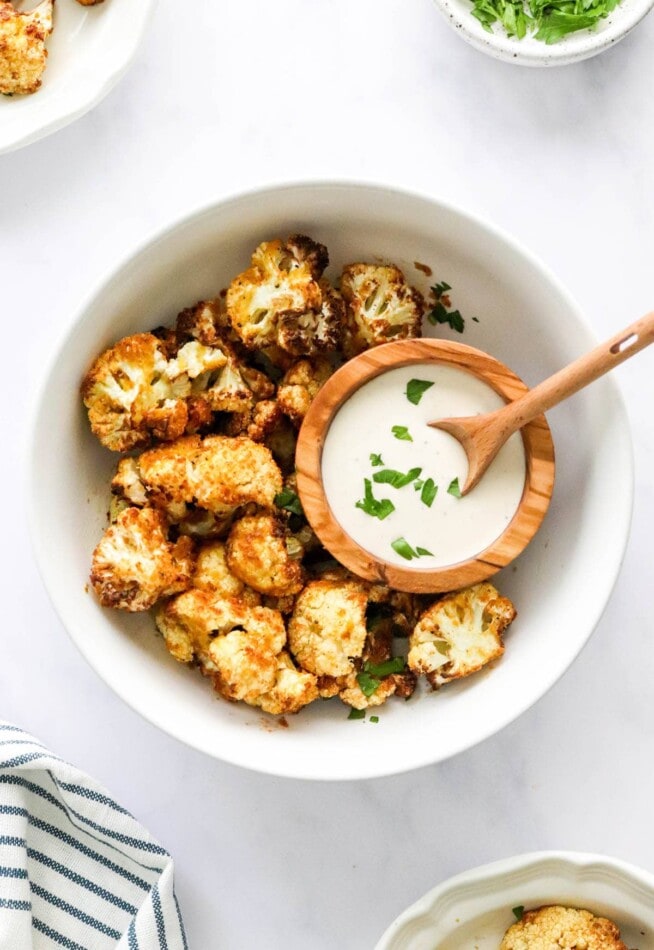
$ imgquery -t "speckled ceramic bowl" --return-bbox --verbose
[375,852,654,948]
[432,0,654,65]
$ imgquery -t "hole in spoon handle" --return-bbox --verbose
[610,333,638,355]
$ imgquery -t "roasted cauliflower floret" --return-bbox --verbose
[408,583,516,688]
[227,235,341,355]
[288,579,368,677]
[500,906,627,950]
[226,514,305,597]
[0,0,53,96]
[174,298,235,348]
[111,457,148,507]
[222,399,282,442]
[90,507,194,612]
[340,263,424,357]
[277,357,333,427]
[192,540,261,606]
[255,651,319,715]
[136,434,283,515]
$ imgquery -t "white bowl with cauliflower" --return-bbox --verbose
[28,182,633,780]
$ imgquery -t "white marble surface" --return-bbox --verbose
[2,2,654,948]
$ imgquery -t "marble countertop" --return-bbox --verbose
[2,2,654,947]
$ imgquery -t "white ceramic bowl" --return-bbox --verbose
[0,0,157,155]
[375,851,654,948]
[28,182,633,781]
[432,0,654,65]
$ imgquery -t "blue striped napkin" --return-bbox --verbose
[0,722,187,949]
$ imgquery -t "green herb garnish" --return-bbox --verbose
[391,425,413,442]
[370,715,379,723]
[370,453,384,466]
[274,489,304,516]
[420,478,437,508]
[406,379,435,406]
[364,657,406,676]
[447,477,462,498]
[356,671,382,697]
[373,467,422,489]
[427,281,469,333]
[355,479,395,521]
[391,538,433,561]
[469,0,618,43]
[512,906,525,921]
[348,708,366,720]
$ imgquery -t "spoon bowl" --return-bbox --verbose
[296,339,555,593]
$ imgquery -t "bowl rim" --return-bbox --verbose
[0,0,159,156]
[374,850,654,948]
[26,180,635,779]
[430,0,654,66]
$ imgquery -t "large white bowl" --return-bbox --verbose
[432,0,654,66]
[28,182,633,781]
[375,851,654,948]
[0,0,157,155]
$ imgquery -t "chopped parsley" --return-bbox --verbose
[370,715,379,724]
[406,378,435,406]
[373,467,422,489]
[391,425,413,442]
[369,453,384,466]
[348,708,366,720]
[420,478,437,508]
[355,479,395,521]
[427,280,472,333]
[391,537,433,561]
[447,477,462,498]
[356,671,382,697]
[512,906,525,921]
[274,489,304,516]
[469,0,619,42]
[364,657,406,676]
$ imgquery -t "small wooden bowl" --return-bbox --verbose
[296,339,556,593]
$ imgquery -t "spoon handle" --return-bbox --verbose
[498,310,654,433]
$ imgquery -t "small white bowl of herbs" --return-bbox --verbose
[433,0,654,65]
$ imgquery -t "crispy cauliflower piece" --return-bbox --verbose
[90,507,194,612]
[500,906,627,950]
[76,0,104,5]
[0,0,53,96]
[222,399,282,442]
[174,298,235,347]
[136,434,283,515]
[226,235,342,355]
[111,457,148,507]
[340,263,424,357]
[339,674,397,710]
[408,583,516,688]
[192,540,261,606]
[255,651,319,715]
[288,579,368,677]
[226,514,305,597]
[277,357,333,427]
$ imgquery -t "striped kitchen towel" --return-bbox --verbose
[0,721,187,949]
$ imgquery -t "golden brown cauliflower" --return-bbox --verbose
[90,507,194,612]
[192,540,261,607]
[136,434,283,516]
[226,235,342,355]
[408,583,516,688]
[340,263,424,357]
[0,0,53,96]
[225,514,305,597]
[277,358,333,428]
[255,651,319,715]
[76,0,104,5]
[500,906,627,950]
[288,579,368,677]
[222,399,282,443]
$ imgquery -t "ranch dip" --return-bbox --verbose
[321,363,526,568]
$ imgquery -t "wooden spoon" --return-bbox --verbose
[431,311,654,496]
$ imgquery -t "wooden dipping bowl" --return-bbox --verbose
[295,339,555,593]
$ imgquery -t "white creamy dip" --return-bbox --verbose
[321,363,526,568]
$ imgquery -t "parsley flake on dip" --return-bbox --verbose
[321,364,526,569]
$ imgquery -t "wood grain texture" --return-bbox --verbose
[296,339,555,593]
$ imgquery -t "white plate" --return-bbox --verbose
[375,851,654,948]
[0,0,156,155]
[432,0,654,66]
[28,182,633,781]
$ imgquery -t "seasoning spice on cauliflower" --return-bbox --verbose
[0,0,53,96]
[254,651,319,715]
[277,358,333,427]
[500,906,627,950]
[340,263,424,357]
[225,514,305,598]
[288,579,368,677]
[408,583,516,688]
[136,434,283,516]
[192,540,261,606]
[90,507,194,612]
[226,235,342,356]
